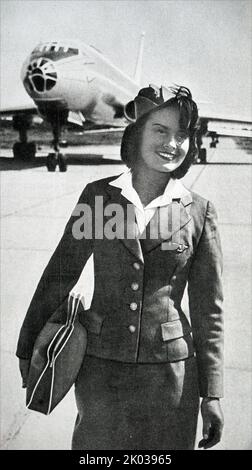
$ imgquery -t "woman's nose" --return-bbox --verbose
[164,137,176,150]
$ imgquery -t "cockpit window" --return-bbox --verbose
[68,47,79,55]
[31,43,79,61]
[24,57,57,93]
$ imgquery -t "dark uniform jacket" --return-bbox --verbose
[16,175,224,398]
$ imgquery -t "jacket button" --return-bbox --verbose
[128,325,136,333]
[129,302,138,311]
[131,282,139,291]
[133,262,140,270]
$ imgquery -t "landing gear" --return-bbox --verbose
[196,118,208,164]
[12,107,69,171]
[58,153,67,172]
[46,153,57,172]
[198,148,207,164]
[43,107,68,172]
[12,114,36,161]
[46,152,67,172]
[196,136,207,163]
[209,132,219,148]
[13,141,36,160]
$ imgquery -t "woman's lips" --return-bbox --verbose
[157,151,178,161]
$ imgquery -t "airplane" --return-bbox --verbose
[0,35,145,171]
[0,34,251,171]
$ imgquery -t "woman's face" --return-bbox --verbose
[138,105,190,173]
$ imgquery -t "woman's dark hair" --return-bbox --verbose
[120,86,199,179]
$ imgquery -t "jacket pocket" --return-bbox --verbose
[79,309,105,335]
[161,319,194,362]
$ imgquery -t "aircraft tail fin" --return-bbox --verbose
[134,32,145,85]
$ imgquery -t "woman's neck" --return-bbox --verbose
[131,163,171,207]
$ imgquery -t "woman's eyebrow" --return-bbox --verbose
[152,123,169,129]
[152,122,188,134]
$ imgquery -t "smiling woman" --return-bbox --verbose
[138,106,190,172]
[121,86,198,185]
[17,84,224,451]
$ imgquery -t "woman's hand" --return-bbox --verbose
[198,397,224,449]
[19,358,30,388]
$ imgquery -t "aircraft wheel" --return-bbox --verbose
[46,153,57,172]
[58,153,68,172]
[13,142,22,159]
[27,142,36,159]
[198,148,207,164]
[210,142,216,148]
[13,142,36,160]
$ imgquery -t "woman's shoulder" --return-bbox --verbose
[188,189,219,228]
[175,180,210,212]
[77,174,122,202]
[188,189,216,211]
[190,189,208,207]
[86,173,122,192]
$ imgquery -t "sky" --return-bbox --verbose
[0,0,251,119]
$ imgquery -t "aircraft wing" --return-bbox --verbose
[1,104,251,138]
[198,113,252,139]
[0,104,38,116]
[0,102,126,136]
[0,105,126,130]
[85,127,125,133]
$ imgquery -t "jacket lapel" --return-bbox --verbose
[139,193,193,253]
[104,184,144,263]
[104,181,193,259]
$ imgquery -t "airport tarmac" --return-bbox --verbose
[0,137,251,450]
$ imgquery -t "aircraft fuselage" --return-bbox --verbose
[21,40,140,125]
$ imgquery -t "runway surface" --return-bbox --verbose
[0,137,251,450]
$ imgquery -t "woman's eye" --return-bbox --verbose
[157,128,165,134]
[176,132,189,143]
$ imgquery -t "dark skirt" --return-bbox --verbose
[72,355,200,450]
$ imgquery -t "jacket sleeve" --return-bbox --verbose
[16,183,94,359]
[188,200,224,398]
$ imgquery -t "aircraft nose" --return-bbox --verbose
[23,57,57,94]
